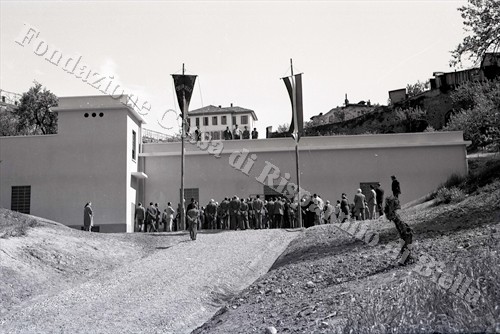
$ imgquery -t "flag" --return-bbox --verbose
[283,74,303,141]
[172,74,197,118]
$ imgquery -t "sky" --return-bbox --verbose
[1,0,470,137]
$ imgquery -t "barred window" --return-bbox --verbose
[11,186,31,214]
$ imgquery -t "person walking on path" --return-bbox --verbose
[186,203,199,241]
[391,175,401,198]
[135,202,145,232]
[367,185,377,219]
[375,183,385,218]
[83,202,93,232]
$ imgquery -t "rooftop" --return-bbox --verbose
[188,104,258,120]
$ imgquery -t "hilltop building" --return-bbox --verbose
[187,104,258,140]
[0,95,470,232]
[310,95,376,126]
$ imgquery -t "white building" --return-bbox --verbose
[0,95,146,232]
[187,104,258,140]
[0,95,470,232]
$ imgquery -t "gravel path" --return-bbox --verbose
[0,229,300,334]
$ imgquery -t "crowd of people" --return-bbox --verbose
[133,176,403,234]
[191,124,258,142]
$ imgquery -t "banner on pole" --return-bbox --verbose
[172,74,197,118]
[283,74,304,141]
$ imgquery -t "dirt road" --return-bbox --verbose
[0,229,300,334]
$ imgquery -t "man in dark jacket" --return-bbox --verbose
[375,183,385,218]
[223,127,233,140]
[229,196,240,230]
[238,198,249,230]
[145,202,157,232]
[135,202,145,232]
[205,199,217,230]
[273,197,284,229]
[391,175,401,198]
[253,195,264,229]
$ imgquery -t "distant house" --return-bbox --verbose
[388,52,500,129]
[310,98,376,126]
[187,104,258,140]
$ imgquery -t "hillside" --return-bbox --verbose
[1,157,499,333]
[194,157,500,333]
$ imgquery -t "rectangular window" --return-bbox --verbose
[181,188,199,204]
[196,117,200,127]
[241,115,249,124]
[11,186,31,214]
[203,117,209,126]
[221,116,227,125]
[212,116,218,126]
[232,116,237,125]
[132,130,137,160]
[187,118,191,126]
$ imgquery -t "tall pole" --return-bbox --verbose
[291,59,303,229]
[180,64,186,230]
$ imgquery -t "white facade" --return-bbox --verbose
[187,105,258,140]
[0,95,145,232]
[0,95,471,233]
[140,132,470,209]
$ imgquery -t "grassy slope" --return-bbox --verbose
[194,158,500,334]
[0,211,181,317]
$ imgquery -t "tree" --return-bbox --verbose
[0,109,19,136]
[333,109,345,122]
[406,80,430,98]
[444,79,500,150]
[16,82,58,135]
[277,123,290,133]
[450,0,500,67]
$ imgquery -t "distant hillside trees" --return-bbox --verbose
[450,0,500,67]
[406,80,430,98]
[444,80,500,150]
[0,110,19,136]
[16,82,58,135]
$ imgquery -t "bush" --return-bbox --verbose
[435,187,466,205]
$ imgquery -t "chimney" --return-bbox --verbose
[218,105,221,108]
[230,103,233,107]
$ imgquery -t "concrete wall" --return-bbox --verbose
[0,95,143,232]
[141,132,469,208]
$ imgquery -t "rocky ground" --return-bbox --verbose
[193,179,500,332]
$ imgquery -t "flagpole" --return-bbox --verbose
[180,63,186,231]
[291,59,303,229]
